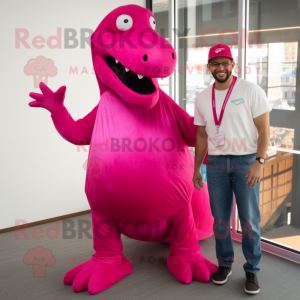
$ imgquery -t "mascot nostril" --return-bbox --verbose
[29,4,216,295]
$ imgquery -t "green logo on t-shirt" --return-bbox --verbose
[231,98,245,105]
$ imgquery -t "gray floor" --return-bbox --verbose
[1,214,300,300]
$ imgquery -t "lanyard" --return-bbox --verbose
[212,76,237,132]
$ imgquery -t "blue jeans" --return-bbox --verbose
[206,153,261,274]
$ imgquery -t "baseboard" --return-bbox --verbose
[0,210,91,234]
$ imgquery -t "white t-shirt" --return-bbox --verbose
[194,78,272,155]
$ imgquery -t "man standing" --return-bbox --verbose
[193,44,271,295]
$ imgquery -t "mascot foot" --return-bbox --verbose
[64,255,132,294]
[167,252,218,284]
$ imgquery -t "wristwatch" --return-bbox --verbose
[256,157,265,164]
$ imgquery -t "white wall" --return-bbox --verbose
[0,0,146,229]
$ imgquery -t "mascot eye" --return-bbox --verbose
[116,15,133,31]
[149,16,156,30]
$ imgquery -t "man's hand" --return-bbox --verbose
[193,170,203,191]
[245,161,263,187]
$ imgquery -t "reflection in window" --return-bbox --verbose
[247,42,297,110]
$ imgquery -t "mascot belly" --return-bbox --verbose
[29,4,217,295]
[86,89,212,242]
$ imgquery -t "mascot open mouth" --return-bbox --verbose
[105,56,155,95]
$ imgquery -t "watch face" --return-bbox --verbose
[259,158,264,164]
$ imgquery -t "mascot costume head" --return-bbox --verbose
[91,5,176,109]
[29,4,216,295]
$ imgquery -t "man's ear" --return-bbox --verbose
[207,63,210,72]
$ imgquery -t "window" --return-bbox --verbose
[242,0,300,254]
[175,0,238,115]
[153,0,300,259]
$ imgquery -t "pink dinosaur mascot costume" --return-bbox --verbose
[29,4,217,295]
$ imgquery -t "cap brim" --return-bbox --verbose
[208,56,233,63]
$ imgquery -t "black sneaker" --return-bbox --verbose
[245,272,260,294]
[212,266,232,284]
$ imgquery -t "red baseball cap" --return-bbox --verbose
[208,44,233,62]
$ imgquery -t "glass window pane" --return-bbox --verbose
[237,151,300,252]
[153,0,170,96]
[175,0,239,115]
[269,126,295,151]
[245,0,300,252]
[247,0,300,111]
[171,0,239,169]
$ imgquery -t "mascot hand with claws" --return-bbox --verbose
[29,5,217,295]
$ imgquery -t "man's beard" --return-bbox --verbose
[212,70,232,83]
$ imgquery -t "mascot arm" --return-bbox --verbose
[29,82,98,145]
[165,96,197,147]
[51,105,98,145]
[173,103,198,145]
[163,92,208,164]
